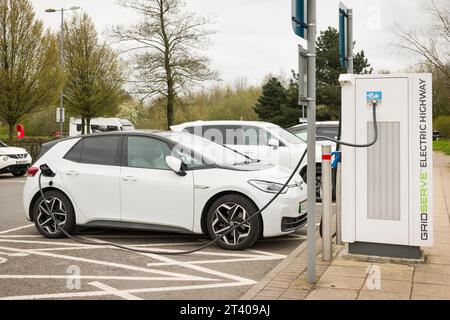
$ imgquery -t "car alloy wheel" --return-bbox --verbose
[212,202,251,245]
[36,197,67,235]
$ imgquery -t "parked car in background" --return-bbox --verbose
[433,130,440,141]
[171,120,331,200]
[24,131,307,250]
[288,121,340,145]
[69,117,135,137]
[0,140,32,177]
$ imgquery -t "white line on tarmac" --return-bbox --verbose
[145,256,284,267]
[0,281,249,300]
[0,224,34,235]
[89,281,143,300]
[0,245,218,282]
[0,275,201,281]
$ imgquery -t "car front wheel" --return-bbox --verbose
[32,190,76,239]
[12,170,27,177]
[206,194,262,250]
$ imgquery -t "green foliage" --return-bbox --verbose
[64,13,125,133]
[136,84,260,130]
[253,77,299,128]
[434,116,450,138]
[316,27,373,120]
[433,140,450,156]
[0,0,62,143]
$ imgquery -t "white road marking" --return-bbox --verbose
[0,180,26,183]
[0,245,218,282]
[0,275,201,281]
[0,258,7,264]
[0,282,248,300]
[89,282,143,300]
[0,224,34,235]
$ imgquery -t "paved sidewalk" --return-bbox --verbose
[242,152,450,300]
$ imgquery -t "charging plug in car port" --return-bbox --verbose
[40,164,56,178]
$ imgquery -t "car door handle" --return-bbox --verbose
[65,171,80,176]
[123,176,137,182]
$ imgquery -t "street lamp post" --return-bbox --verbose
[45,6,80,137]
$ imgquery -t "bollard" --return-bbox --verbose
[322,145,332,262]
[336,161,342,245]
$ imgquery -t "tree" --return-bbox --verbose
[395,0,449,118]
[111,0,218,129]
[0,0,61,143]
[316,27,372,120]
[64,13,124,134]
[253,77,299,128]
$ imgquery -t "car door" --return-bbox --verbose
[120,135,195,232]
[60,135,122,222]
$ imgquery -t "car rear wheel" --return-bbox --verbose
[206,194,261,250]
[32,190,75,239]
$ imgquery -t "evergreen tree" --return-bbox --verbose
[316,27,372,120]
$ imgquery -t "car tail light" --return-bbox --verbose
[27,167,39,177]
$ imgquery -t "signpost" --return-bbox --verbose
[339,2,353,73]
[292,0,317,284]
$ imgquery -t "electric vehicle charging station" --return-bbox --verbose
[340,73,433,259]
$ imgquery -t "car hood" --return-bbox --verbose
[0,147,27,155]
[249,164,295,183]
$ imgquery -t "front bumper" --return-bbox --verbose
[259,185,308,238]
[0,164,30,174]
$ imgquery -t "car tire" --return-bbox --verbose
[12,170,27,177]
[301,164,324,202]
[32,190,76,239]
[206,194,262,250]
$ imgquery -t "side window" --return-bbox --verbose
[241,126,273,146]
[127,136,172,170]
[80,136,120,166]
[76,124,82,132]
[64,140,83,162]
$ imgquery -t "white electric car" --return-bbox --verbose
[23,131,307,250]
[171,120,327,199]
[0,140,32,176]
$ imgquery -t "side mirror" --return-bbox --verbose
[268,138,280,149]
[165,156,186,176]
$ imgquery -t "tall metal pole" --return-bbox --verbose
[337,7,353,245]
[306,0,317,284]
[59,8,65,136]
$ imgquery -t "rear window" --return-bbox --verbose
[64,136,121,166]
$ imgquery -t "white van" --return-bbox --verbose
[69,117,135,137]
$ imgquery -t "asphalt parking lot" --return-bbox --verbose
[0,175,324,300]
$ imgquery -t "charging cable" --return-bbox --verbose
[317,101,379,239]
[316,101,379,148]
[38,148,308,256]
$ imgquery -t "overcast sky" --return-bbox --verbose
[32,0,438,86]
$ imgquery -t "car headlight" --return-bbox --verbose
[248,180,288,194]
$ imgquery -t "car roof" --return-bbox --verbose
[289,121,339,130]
[171,120,279,130]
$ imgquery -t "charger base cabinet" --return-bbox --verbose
[340,74,433,258]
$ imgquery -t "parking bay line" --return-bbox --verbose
[89,281,143,300]
[0,224,34,235]
[0,281,249,300]
[0,245,218,282]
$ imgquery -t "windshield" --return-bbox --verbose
[0,140,7,148]
[291,126,339,142]
[165,133,252,166]
[269,126,305,145]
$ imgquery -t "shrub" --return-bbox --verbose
[434,116,450,139]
